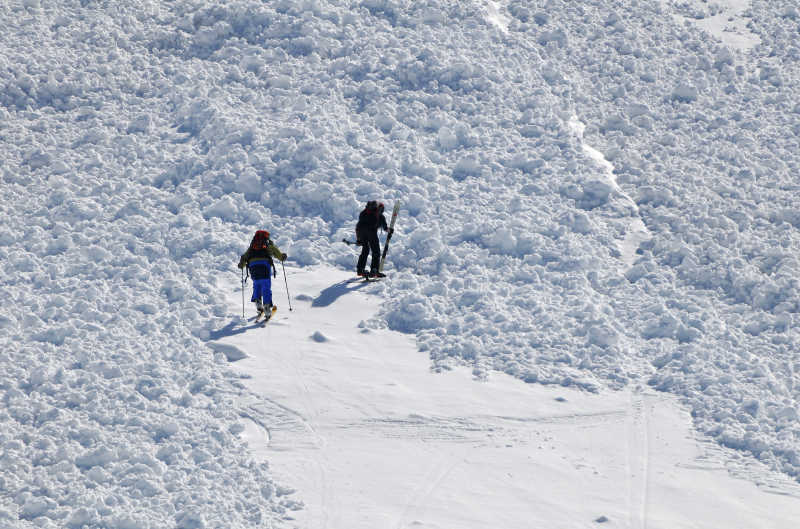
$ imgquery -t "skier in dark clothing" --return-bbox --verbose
[237,230,287,316]
[356,200,390,278]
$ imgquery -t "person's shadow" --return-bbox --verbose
[207,316,264,340]
[208,279,368,340]
[311,278,370,307]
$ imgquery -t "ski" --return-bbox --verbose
[261,305,278,324]
[254,305,278,324]
[356,275,384,282]
[378,202,399,273]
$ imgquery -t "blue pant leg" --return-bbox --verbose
[263,277,272,305]
[251,278,272,305]
[251,279,263,303]
[250,281,258,303]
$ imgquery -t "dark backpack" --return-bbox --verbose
[248,230,277,277]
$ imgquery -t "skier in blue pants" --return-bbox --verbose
[237,230,287,316]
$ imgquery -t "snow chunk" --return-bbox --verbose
[127,114,151,134]
[208,341,247,362]
[781,6,799,19]
[20,497,56,520]
[311,331,329,343]
[203,196,239,221]
[23,149,51,169]
[437,127,462,151]
[453,156,482,179]
[75,446,116,469]
[671,83,699,103]
[587,325,619,349]
[66,507,98,528]
[176,510,206,529]
[578,180,614,210]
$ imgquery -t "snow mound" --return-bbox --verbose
[311,331,330,343]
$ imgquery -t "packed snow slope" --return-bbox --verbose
[2,0,800,526]
[220,266,800,529]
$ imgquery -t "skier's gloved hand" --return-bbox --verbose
[280,253,287,262]
[388,228,394,235]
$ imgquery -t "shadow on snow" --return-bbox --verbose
[207,316,267,340]
[208,278,367,340]
[312,278,370,308]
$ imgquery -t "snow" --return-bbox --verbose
[224,267,800,528]
[484,1,511,33]
[2,0,800,527]
[665,0,761,51]
[568,114,651,269]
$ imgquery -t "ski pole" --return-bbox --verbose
[280,260,293,312]
[241,267,246,318]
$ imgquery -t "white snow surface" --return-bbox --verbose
[2,0,800,527]
[223,266,800,528]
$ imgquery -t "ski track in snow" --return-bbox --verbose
[396,449,463,529]
[626,389,651,529]
[223,268,631,528]
[220,266,800,529]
